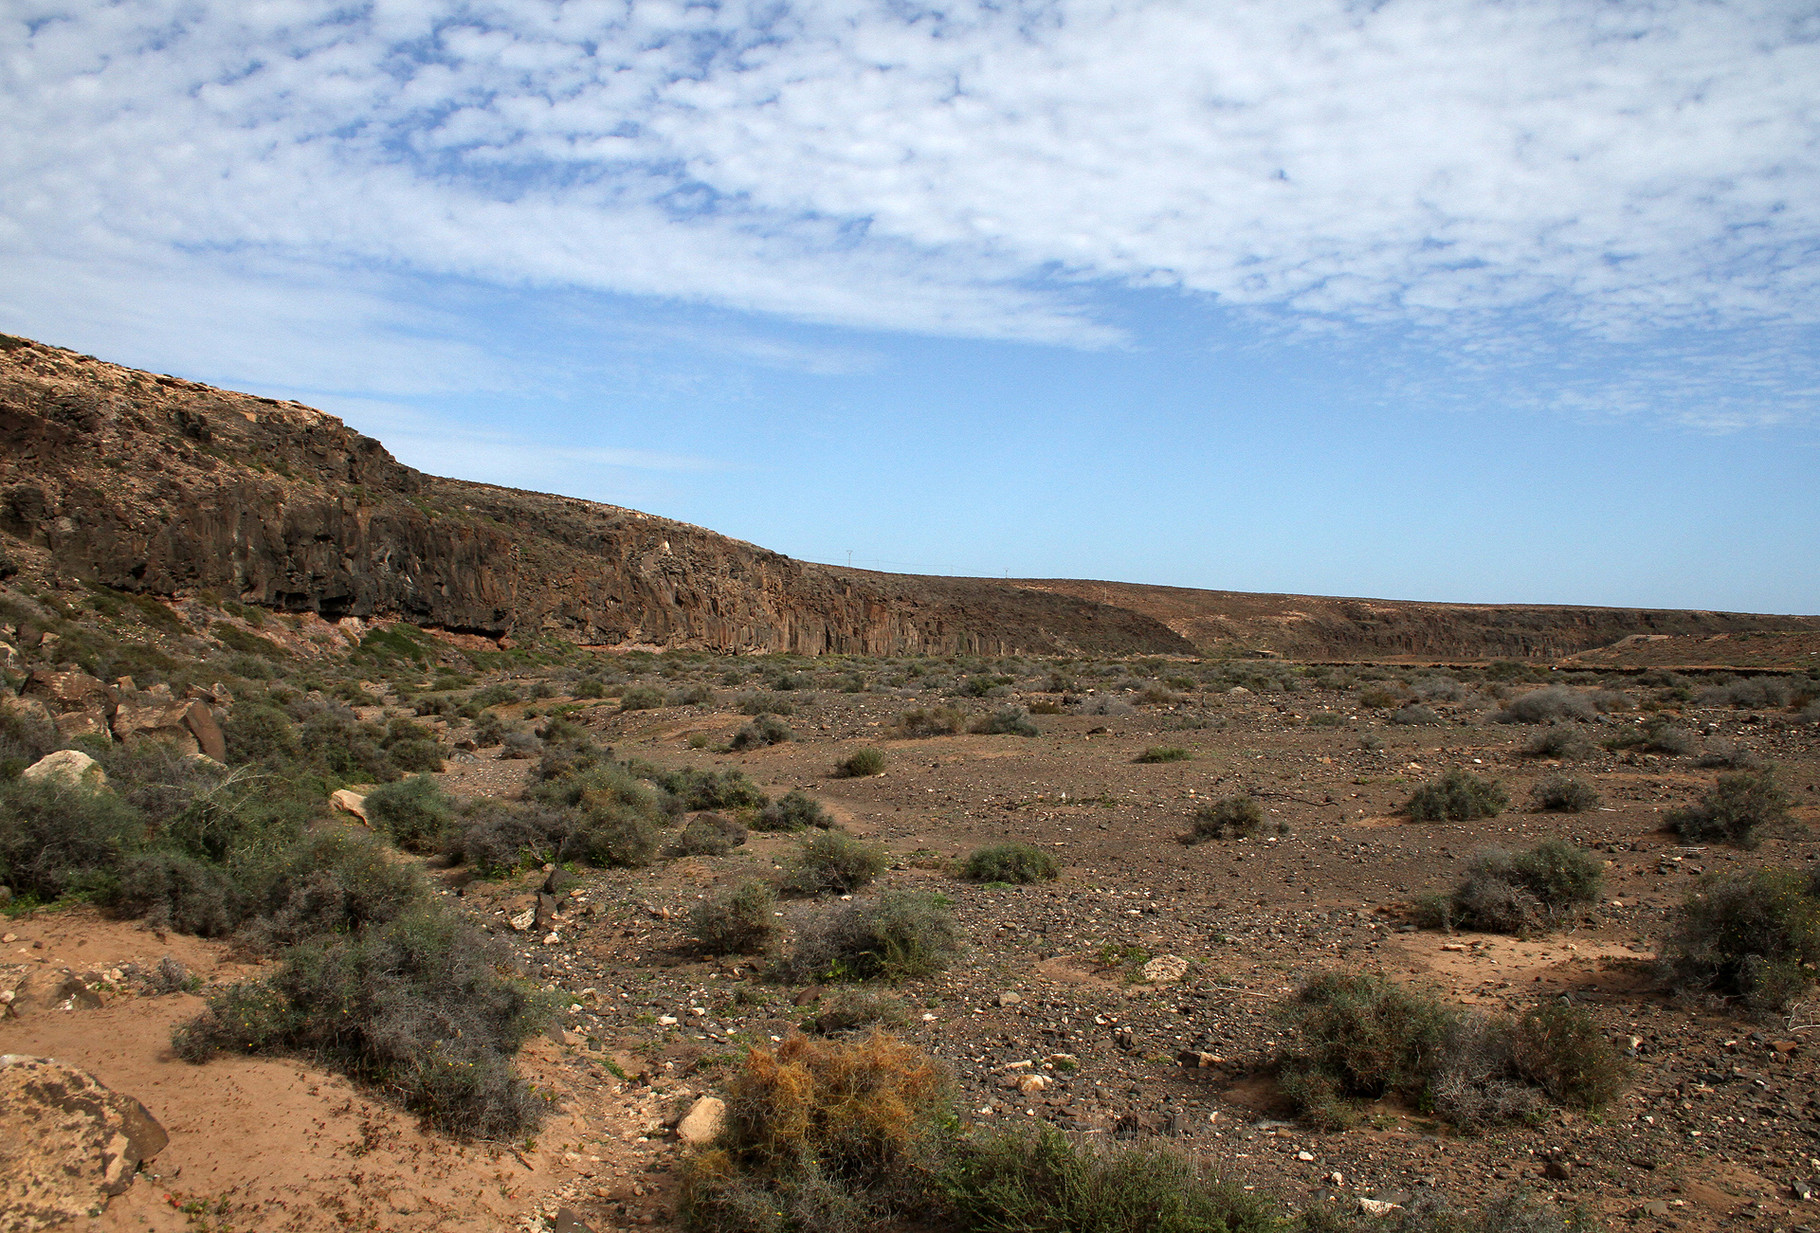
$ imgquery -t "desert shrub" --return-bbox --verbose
[500,731,541,759]
[442,797,565,875]
[1278,973,1458,1129]
[1133,745,1191,763]
[569,803,662,868]
[243,828,424,951]
[471,712,509,746]
[677,1032,951,1233]
[363,775,455,852]
[1699,678,1792,709]
[648,765,769,812]
[469,683,520,708]
[174,904,551,1138]
[0,777,142,903]
[1411,675,1468,703]
[1404,770,1507,822]
[1426,1015,1540,1132]
[1356,684,1410,710]
[223,703,302,766]
[535,715,591,745]
[789,891,961,982]
[1661,865,1820,1014]
[895,707,965,738]
[1388,704,1444,727]
[1077,695,1134,716]
[678,812,749,857]
[1531,773,1600,813]
[112,849,243,936]
[730,714,794,750]
[1510,1001,1630,1112]
[1604,716,1695,755]
[1521,725,1594,760]
[620,685,666,711]
[1695,739,1761,770]
[0,703,61,777]
[942,1125,1280,1233]
[803,988,910,1035]
[689,880,777,956]
[834,748,886,778]
[784,831,887,897]
[1304,712,1345,728]
[962,842,1058,884]
[671,683,713,707]
[1420,840,1603,936]
[1185,795,1281,843]
[971,706,1038,737]
[1494,687,1596,724]
[754,790,835,832]
[1667,769,1791,847]
[736,692,796,717]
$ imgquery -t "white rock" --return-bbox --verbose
[19,749,106,788]
[675,1097,726,1146]
[1359,1198,1401,1217]
[1140,954,1189,984]
[997,991,1022,1006]
[542,932,562,946]
[509,907,537,932]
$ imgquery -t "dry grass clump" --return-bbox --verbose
[1183,794,1284,843]
[802,988,910,1035]
[689,880,778,956]
[1133,745,1192,763]
[1404,770,1507,822]
[1603,715,1695,755]
[970,706,1039,737]
[1666,769,1792,847]
[730,714,794,750]
[961,842,1059,884]
[1493,686,1596,724]
[895,707,966,737]
[1661,865,1820,1015]
[1388,704,1444,726]
[833,747,885,778]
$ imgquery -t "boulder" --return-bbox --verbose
[109,698,200,757]
[181,701,227,762]
[0,1055,168,1229]
[675,1096,726,1146]
[18,749,107,789]
[1139,954,1189,984]
[21,668,113,739]
[329,789,369,822]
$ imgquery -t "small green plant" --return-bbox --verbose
[784,831,887,896]
[735,691,796,717]
[834,747,886,778]
[677,812,749,857]
[1604,715,1695,755]
[688,880,777,955]
[1667,769,1791,847]
[1511,1000,1631,1112]
[895,707,965,738]
[1404,769,1507,822]
[363,775,455,852]
[1388,704,1444,726]
[753,790,835,832]
[1184,794,1282,843]
[1531,773,1600,813]
[1522,724,1595,760]
[961,842,1059,884]
[1133,745,1191,764]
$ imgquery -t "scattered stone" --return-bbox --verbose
[21,668,113,739]
[0,1055,168,1229]
[1139,954,1188,984]
[110,697,202,757]
[18,749,106,789]
[997,991,1022,1007]
[1358,1197,1401,1216]
[675,1096,726,1146]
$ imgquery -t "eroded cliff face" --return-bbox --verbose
[0,335,1190,656]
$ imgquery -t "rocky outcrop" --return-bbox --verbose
[0,1055,169,1229]
[16,668,226,756]
[0,334,1189,657]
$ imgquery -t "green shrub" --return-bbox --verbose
[961,842,1058,884]
[784,831,887,897]
[1522,725,1594,760]
[689,880,777,956]
[620,685,666,711]
[363,775,455,852]
[1356,684,1409,710]
[1133,745,1191,764]
[1662,865,1820,1014]
[174,904,551,1138]
[803,988,910,1035]
[441,797,565,875]
[1667,769,1791,847]
[895,707,965,738]
[112,849,243,936]
[678,812,749,857]
[243,828,425,951]
[1185,795,1281,843]
[0,703,61,778]
[1530,774,1600,813]
[223,703,302,766]
[736,692,796,717]
[469,683,520,708]
[1604,715,1695,755]
[1511,1001,1630,1112]
[1278,973,1458,1129]
[1494,687,1596,724]
[1405,770,1507,822]
[834,747,886,778]
[635,764,768,813]
[0,777,142,903]
[730,714,794,750]
[789,891,960,982]
[1419,840,1603,936]
[971,706,1038,737]
[753,790,834,832]
[1388,704,1444,726]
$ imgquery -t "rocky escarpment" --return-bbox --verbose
[0,334,1189,656]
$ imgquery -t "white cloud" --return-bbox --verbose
[3,0,1818,415]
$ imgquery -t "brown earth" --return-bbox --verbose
[3,331,1814,666]
[10,676,1818,1232]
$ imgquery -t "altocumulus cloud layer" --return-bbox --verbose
[3,0,1819,420]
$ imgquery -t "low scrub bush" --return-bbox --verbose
[1405,770,1507,822]
[441,797,566,875]
[174,904,552,1138]
[1522,725,1595,760]
[1388,704,1444,727]
[834,747,886,778]
[678,812,749,857]
[243,828,425,951]
[619,685,666,711]
[670,683,713,707]
[1698,678,1793,709]
[784,831,887,897]
[753,790,835,833]
[1604,716,1695,755]
[1356,684,1411,710]
[789,891,960,982]
[469,683,520,708]
[689,880,777,956]
[1695,739,1761,770]
[729,714,793,750]
[1667,769,1791,847]
[1531,773,1600,813]
[895,707,965,738]
[363,775,455,852]
[961,842,1058,884]
[1184,795,1282,843]
[1494,687,1596,724]
[1419,840,1603,936]
[803,988,910,1035]
[649,766,769,813]
[971,706,1038,737]
[1133,745,1191,763]
[736,692,796,717]
[1662,865,1820,1014]
[1511,1000,1631,1111]
[0,777,142,903]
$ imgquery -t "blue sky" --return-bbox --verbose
[3,1,1817,613]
